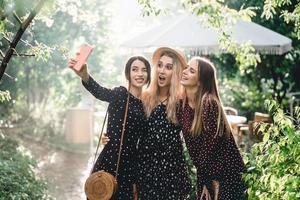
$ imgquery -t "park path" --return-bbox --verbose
[18,136,93,200]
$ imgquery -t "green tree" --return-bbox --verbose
[224,0,300,109]
[0,0,113,136]
[262,0,300,39]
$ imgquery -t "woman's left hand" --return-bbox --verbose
[101,134,110,145]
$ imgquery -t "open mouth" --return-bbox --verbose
[159,75,166,81]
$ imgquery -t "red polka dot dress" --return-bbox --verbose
[177,98,248,200]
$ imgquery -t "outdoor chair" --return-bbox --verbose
[224,106,238,116]
[248,112,272,141]
[224,106,249,147]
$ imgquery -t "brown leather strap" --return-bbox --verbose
[90,109,108,174]
[91,92,130,178]
[115,92,130,179]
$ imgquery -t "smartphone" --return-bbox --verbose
[73,44,93,71]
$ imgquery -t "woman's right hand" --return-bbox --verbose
[68,57,89,82]
[101,134,110,145]
[199,185,211,200]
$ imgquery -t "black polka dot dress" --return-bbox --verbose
[177,98,248,200]
[137,103,191,200]
[83,76,147,200]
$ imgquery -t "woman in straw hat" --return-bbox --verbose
[177,56,247,200]
[69,55,151,199]
[136,47,191,199]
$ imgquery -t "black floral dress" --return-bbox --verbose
[177,99,247,200]
[83,76,147,199]
[137,103,191,200]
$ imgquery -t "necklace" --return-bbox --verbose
[159,96,169,104]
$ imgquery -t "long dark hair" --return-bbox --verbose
[186,57,231,137]
[124,55,151,87]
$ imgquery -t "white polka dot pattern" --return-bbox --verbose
[83,76,147,199]
[137,103,192,200]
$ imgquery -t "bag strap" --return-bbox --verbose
[90,108,108,174]
[90,92,130,178]
[115,92,130,179]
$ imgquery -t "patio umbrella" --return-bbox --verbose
[121,14,292,55]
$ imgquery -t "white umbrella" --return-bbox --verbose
[121,14,292,55]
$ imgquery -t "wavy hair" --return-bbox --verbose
[142,51,184,123]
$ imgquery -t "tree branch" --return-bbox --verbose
[20,39,34,47]
[0,50,4,58]
[0,0,47,80]
[4,72,15,80]
[13,12,23,25]
[12,53,35,57]
[11,48,19,56]
[2,35,12,44]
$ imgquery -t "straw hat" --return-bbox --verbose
[152,47,187,69]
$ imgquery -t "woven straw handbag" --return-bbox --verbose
[85,94,129,200]
[85,170,117,200]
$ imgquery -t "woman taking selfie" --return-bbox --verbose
[69,55,151,199]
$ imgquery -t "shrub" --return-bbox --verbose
[243,100,300,200]
[183,146,197,199]
[0,134,53,200]
[219,78,272,119]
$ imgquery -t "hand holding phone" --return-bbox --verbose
[73,44,93,71]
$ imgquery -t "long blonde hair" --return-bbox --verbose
[143,51,184,123]
[183,57,231,137]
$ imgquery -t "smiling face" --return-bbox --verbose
[181,58,199,89]
[156,55,174,89]
[129,59,149,89]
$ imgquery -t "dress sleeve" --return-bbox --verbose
[197,97,219,188]
[82,76,120,103]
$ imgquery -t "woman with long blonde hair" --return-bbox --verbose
[137,47,191,199]
[178,56,247,200]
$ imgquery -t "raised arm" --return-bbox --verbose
[68,59,119,103]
